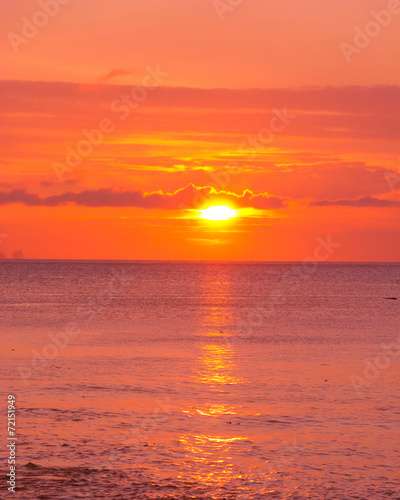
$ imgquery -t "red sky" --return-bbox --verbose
[1,0,400,260]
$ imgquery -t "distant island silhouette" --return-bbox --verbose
[0,250,25,259]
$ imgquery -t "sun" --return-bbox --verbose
[199,205,237,221]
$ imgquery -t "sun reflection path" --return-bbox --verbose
[173,265,297,498]
[194,343,244,389]
[174,433,296,498]
[177,433,249,487]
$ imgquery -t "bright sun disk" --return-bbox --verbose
[199,205,237,221]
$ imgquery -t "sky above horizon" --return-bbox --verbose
[1,0,400,260]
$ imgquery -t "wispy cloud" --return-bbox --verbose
[99,68,137,82]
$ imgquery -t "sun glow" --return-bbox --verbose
[199,205,237,221]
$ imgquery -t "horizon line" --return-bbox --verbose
[0,258,399,265]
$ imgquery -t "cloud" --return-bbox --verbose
[310,196,400,208]
[2,81,399,112]
[0,185,285,210]
[2,82,398,205]
[40,179,76,187]
[0,190,43,206]
[99,68,137,82]
[2,81,400,141]
[252,162,397,199]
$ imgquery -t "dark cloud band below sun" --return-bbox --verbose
[1,187,399,211]
[0,185,285,210]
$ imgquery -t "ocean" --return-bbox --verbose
[1,260,399,499]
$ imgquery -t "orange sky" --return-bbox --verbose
[1,0,400,260]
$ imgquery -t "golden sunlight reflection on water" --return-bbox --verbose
[173,267,287,497]
[193,343,244,388]
[175,433,294,498]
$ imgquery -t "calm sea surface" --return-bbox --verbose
[1,261,399,499]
